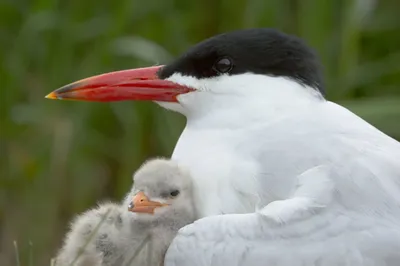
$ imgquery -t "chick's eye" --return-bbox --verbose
[170,190,180,197]
[213,57,233,74]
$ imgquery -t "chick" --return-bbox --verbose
[55,158,197,266]
[55,202,125,266]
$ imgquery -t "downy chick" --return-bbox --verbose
[56,158,197,266]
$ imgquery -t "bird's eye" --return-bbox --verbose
[213,57,233,74]
[169,190,180,197]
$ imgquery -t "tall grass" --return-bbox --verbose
[1,0,399,265]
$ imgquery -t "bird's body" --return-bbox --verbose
[167,89,400,265]
[172,94,400,217]
[56,159,196,266]
[48,28,400,266]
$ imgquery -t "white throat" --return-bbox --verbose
[157,73,324,129]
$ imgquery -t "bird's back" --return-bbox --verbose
[254,100,400,218]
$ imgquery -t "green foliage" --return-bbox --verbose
[0,0,399,265]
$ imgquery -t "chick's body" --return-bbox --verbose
[56,159,197,266]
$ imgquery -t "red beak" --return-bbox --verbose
[45,66,194,102]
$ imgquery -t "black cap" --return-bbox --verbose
[158,28,324,95]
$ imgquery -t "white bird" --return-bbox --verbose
[55,158,196,266]
[48,28,400,266]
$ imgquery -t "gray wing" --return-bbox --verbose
[165,211,400,266]
[165,165,400,266]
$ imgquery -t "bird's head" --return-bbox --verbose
[125,158,196,224]
[46,28,325,123]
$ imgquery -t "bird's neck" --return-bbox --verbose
[186,86,323,130]
[158,75,324,130]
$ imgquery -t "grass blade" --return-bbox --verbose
[13,241,20,266]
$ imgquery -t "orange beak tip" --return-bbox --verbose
[45,92,59,100]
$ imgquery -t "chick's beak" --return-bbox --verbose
[128,191,168,214]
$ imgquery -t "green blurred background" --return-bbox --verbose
[1,0,400,265]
